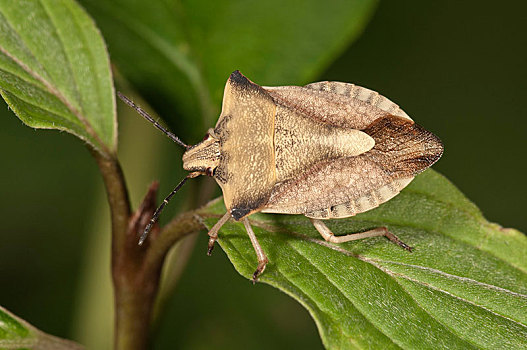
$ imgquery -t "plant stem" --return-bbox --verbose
[92,152,131,260]
[91,149,205,350]
[92,150,137,349]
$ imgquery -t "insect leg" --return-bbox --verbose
[243,218,269,283]
[207,211,231,255]
[310,218,412,252]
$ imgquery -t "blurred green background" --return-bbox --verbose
[1,1,525,349]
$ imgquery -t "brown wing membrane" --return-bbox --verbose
[262,115,443,215]
[364,115,443,174]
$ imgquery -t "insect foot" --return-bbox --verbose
[252,257,269,284]
[382,227,413,252]
[207,238,216,256]
[206,212,231,256]
[243,218,269,283]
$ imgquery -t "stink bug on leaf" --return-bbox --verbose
[118,70,443,282]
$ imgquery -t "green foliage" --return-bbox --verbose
[79,0,379,130]
[202,170,527,349]
[0,0,116,156]
[0,306,82,350]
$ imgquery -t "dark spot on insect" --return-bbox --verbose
[231,207,251,221]
[330,205,336,212]
[214,115,231,141]
[214,167,227,184]
[202,134,210,141]
[229,70,269,98]
[229,70,252,89]
[206,167,214,177]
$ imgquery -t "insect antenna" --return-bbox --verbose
[138,174,192,245]
[117,91,189,149]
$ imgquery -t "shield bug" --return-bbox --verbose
[118,70,443,282]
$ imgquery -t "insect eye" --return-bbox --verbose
[205,167,215,177]
[202,134,210,141]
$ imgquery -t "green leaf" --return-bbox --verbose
[200,170,527,349]
[0,0,116,156]
[0,306,83,350]
[79,0,378,131]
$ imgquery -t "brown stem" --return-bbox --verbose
[95,151,153,350]
[92,150,138,349]
[91,152,131,258]
[91,149,206,350]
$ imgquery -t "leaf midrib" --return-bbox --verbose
[247,217,527,328]
[385,271,483,350]
[39,0,85,121]
[0,67,80,120]
[0,89,93,136]
[232,209,527,318]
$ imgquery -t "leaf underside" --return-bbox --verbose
[201,170,527,350]
[0,0,116,155]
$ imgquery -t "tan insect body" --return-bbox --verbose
[122,70,443,282]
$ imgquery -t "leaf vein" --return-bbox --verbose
[63,0,116,150]
[364,259,527,299]
[380,265,527,331]
[39,0,84,115]
[280,236,399,347]
[374,267,483,349]
[0,67,78,120]
[0,89,93,145]
[219,223,372,348]
[355,213,527,276]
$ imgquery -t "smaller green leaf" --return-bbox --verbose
[0,0,116,156]
[0,306,83,350]
[200,170,527,350]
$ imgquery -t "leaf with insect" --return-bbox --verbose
[201,170,527,349]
